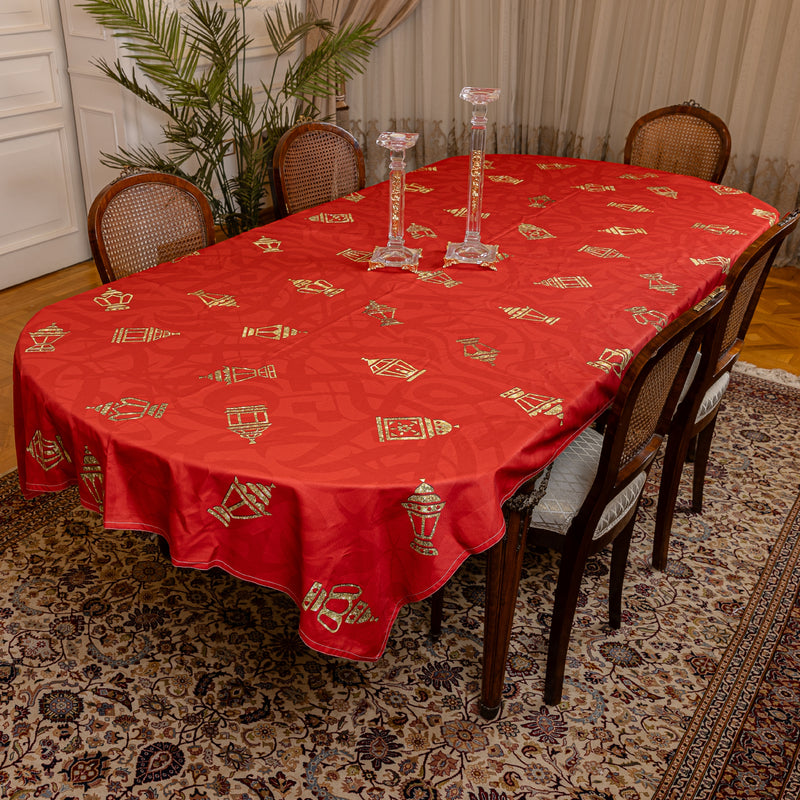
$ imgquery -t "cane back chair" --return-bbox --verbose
[651,209,800,570]
[624,102,731,183]
[88,170,216,284]
[271,122,365,219]
[523,288,725,705]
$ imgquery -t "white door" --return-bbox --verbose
[0,0,90,290]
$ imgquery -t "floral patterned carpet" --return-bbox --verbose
[1,371,798,800]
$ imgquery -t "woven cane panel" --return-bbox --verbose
[282,130,361,215]
[101,183,209,279]
[628,116,724,181]
[621,338,690,465]
[720,252,769,355]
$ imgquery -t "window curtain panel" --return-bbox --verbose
[346,0,800,265]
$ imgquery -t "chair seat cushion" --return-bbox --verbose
[695,371,730,422]
[528,427,647,540]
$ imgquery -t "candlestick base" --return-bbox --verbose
[444,240,499,270]
[369,244,422,272]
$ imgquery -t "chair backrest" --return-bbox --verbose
[88,171,216,284]
[586,289,726,515]
[624,102,731,183]
[688,210,799,401]
[271,122,365,218]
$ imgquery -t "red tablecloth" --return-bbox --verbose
[14,154,776,660]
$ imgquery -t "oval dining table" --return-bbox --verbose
[14,153,776,717]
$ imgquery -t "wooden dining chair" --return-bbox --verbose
[271,122,365,218]
[522,289,725,705]
[624,101,731,183]
[87,170,216,284]
[651,209,800,570]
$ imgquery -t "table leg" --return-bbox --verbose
[479,504,529,719]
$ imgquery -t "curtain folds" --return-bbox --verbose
[346,0,800,265]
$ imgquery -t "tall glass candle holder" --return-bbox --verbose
[369,131,421,272]
[445,87,501,269]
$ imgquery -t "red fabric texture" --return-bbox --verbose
[14,155,775,659]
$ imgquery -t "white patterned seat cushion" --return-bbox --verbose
[675,352,730,423]
[528,427,648,540]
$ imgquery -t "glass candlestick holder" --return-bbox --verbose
[445,87,501,269]
[369,131,422,272]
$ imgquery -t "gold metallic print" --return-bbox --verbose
[529,195,553,208]
[253,236,282,253]
[26,431,72,471]
[626,307,669,331]
[226,405,271,444]
[587,348,634,376]
[608,202,652,213]
[752,208,778,224]
[190,290,238,308]
[573,183,616,192]
[26,323,69,352]
[201,365,276,384]
[208,477,275,527]
[647,186,678,199]
[402,480,445,556]
[533,276,592,289]
[691,223,744,236]
[579,245,628,259]
[519,224,555,241]
[690,256,732,275]
[488,175,523,184]
[302,582,378,633]
[500,306,560,325]
[338,248,373,263]
[710,185,744,196]
[308,212,354,224]
[446,207,489,219]
[458,337,499,364]
[94,287,132,311]
[537,162,576,170]
[406,223,438,239]
[415,269,462,288]
[363,358,425,381]
[242,324,305,339]
[600,226,647,236]
[501,388,564,423]
[363,301,402,327]
[641,273,680,294]
[112,327,180,343]
[81,447,104,507]
[376,416,458,441]
[88,397,168,422]
[405,182,433,193]
[289,278,343,296]
[343,192,365,202]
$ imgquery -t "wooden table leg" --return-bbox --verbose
[479,505,529,719]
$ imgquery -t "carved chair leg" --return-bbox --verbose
[692,414,720,513]
[430,587,444,639]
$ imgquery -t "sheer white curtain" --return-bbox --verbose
[347,0,800,264]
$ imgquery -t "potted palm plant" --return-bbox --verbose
[79,0,377,236]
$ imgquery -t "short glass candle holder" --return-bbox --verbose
[369,131,422,272]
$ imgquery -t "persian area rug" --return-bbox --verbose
[1,372,799,800]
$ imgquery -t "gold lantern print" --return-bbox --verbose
[402,479,445,556]
[93,287,132,311]
[363,357,425,382]
[226,405,271,444]
[26,323,69,352]
[26,430,72,471]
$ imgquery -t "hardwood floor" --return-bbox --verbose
[2,260,799,476]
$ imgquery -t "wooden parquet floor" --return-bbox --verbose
[2,261,799,476]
